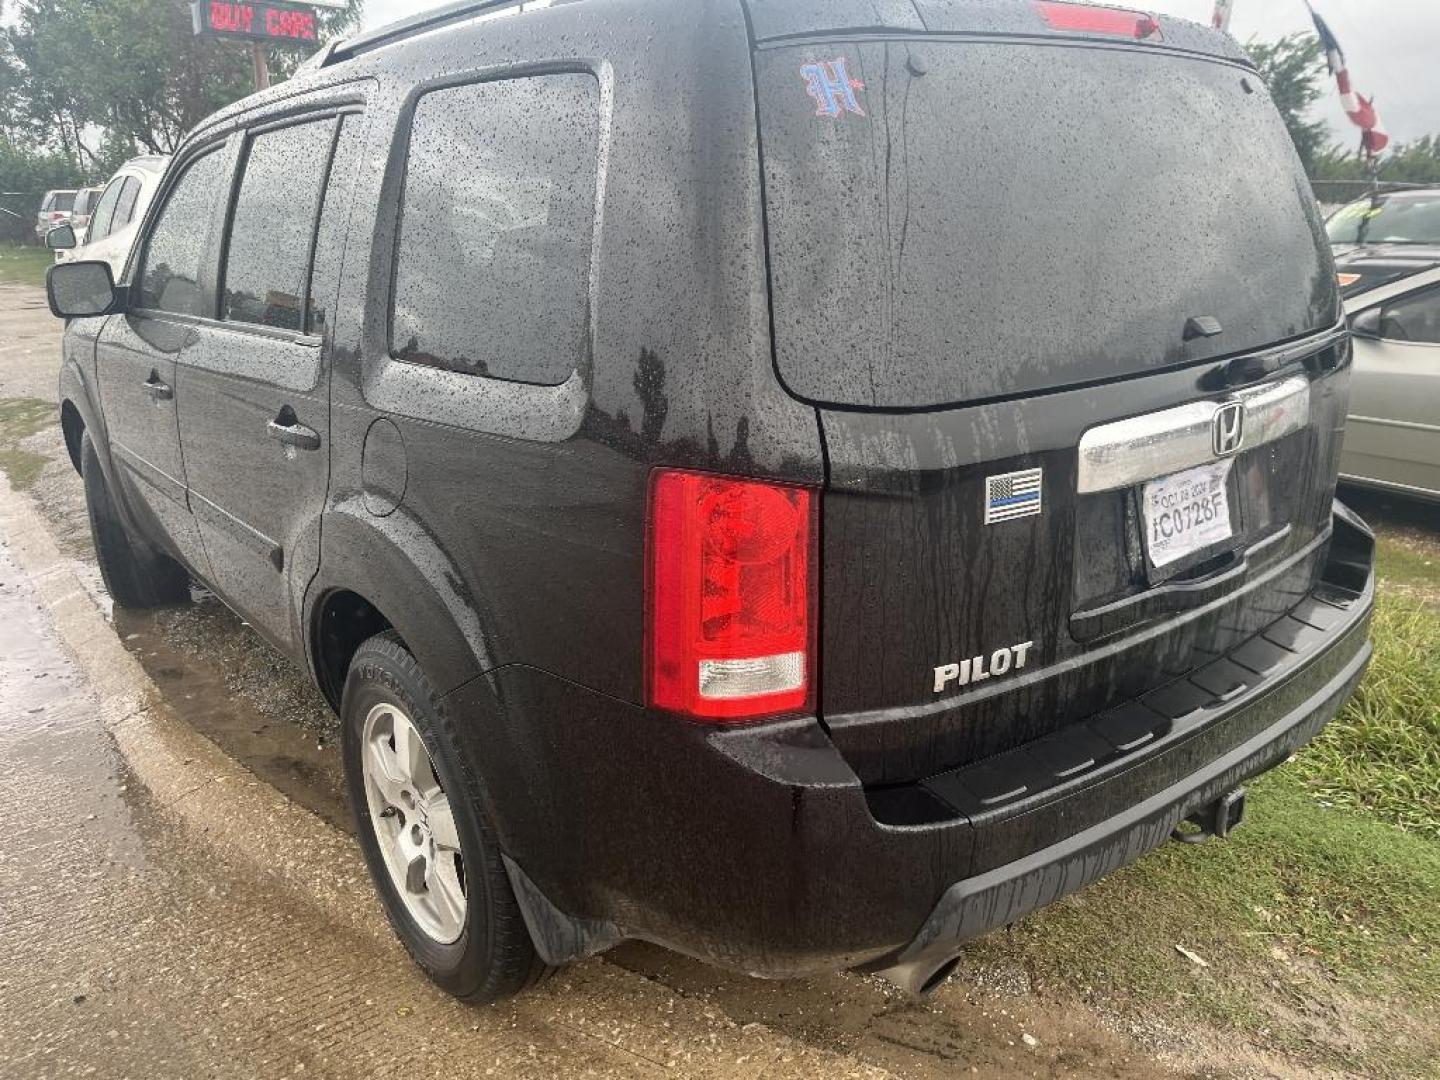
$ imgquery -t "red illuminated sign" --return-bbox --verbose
[192,2,319,46]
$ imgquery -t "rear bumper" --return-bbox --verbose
[459,502,1375,982]
[866,615,1371,991]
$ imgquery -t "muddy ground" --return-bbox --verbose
[3,281,1436,1079]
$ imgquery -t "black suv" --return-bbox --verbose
[49,0,1375,1001]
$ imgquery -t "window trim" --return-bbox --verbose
[129,142,234,322]
[216,111,346,338]
[383,65,603,387]
[129,86,368,342]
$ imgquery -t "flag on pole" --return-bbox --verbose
[1211,0,1233,33]
[1307,4,1390,156]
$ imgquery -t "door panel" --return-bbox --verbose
[1343,337,1440,495]
[173,113,361,652]
[95,145,232,576]
[94,315,211,573]
[177,329,328,649]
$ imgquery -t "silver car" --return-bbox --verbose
[34,189,77,241]
[1340,266,1440,502]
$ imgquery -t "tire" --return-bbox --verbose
[80,431,190,609]
[341,630,548,1002]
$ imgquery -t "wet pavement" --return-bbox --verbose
[0,505,894,1080]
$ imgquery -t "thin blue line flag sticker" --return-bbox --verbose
[985,468,1044,525]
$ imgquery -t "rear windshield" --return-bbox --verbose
[1327,193,1440,246]
[49,191,76,212]
[758,42,1334,408]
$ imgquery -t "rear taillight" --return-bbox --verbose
[1035,1,1162,39]
[648,469,816,721]
[50,211,65,221]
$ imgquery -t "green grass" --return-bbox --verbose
[967,527,1440,1076]
[972,766,1440,1074]
[0,242,52,289]
[1296,594,1440,839]
[0,397,56,489]
[1375,535,1440,603]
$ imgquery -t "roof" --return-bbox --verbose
[743,0,1248,61]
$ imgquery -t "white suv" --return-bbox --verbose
[50,156,169,276]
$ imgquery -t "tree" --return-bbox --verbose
[5,0,360,165]
[1244,32,1330,176]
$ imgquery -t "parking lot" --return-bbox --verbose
[1,280,1437,1078]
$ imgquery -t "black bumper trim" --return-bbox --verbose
[866,624,1372,992]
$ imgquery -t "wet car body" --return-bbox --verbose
[1328,191,1440,501]
[1337,264,1440,502]
[54,0,1374,995]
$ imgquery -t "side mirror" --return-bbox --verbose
[1348,307,1382,339]
[45,223,77,250]
[46,261,125,319]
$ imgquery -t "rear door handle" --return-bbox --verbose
[267,416,321,452]
[142,373,173,402]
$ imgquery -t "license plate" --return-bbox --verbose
[1142,460,1234,569]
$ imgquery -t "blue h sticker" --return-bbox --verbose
[801,58,866,118]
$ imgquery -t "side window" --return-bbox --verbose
[137,151,229,316]
[1379,287,1440,345]
[391,74,599,385]
[85,178,126,244]
[222,119,335,332]
[114,177,143,231]
[306,115,365,337]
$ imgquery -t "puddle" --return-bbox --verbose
[112,601,351,830]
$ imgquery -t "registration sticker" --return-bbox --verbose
[1142,460,1234,569]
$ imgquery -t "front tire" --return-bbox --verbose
[341,631,547,1002]
[80,431,190,608]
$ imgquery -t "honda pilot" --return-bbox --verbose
[48,0,1376,1001]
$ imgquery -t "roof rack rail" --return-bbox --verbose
[321,0,559,67]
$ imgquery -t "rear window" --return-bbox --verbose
[758,42,1334,408]
[1327,193,1440,246]
[49,191,76,212]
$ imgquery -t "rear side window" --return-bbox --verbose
[391,73,599,385]
[223,119,336,331]
[1379,287,1440,344]
[137,151,228,316]
[85,178,126,243]
[757,43,1334,408]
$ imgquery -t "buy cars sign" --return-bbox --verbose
[192,1,320,45]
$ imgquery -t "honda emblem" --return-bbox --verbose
[1213,401,1246,457]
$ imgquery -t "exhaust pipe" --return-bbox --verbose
[869,953,964,996]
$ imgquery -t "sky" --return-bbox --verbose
[360,0,1439,146]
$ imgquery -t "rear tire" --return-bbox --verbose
[80,431,190,608]
[341,630,548,1002]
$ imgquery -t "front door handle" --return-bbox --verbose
[267,413,321,452]
[142,373,173,402]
